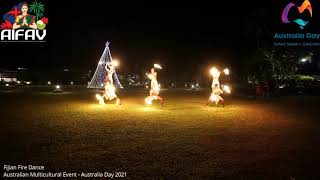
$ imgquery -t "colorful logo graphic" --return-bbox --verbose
[1,1,48,30]
[281,0,312,29]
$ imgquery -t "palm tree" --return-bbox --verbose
[29,0,45,22]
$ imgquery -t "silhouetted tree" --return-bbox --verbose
[246,47,298,84]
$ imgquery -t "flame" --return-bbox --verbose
[96,94,105,105]
[145,97,152,105]
[222,85,231,93]
[210,67,219,77]
[154,64,162,69]
[223,68,230,75]
[111,60,119,67]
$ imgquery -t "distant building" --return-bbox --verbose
[0,69,17,82]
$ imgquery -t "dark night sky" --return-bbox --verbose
[0,0,319,80]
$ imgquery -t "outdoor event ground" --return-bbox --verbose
[1,87,320,179]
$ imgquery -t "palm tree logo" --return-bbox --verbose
[29,0,45,22]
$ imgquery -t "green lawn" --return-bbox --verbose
[1,87,320,179]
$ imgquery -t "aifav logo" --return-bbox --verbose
[281,0,312,30]
[0,1,48,42]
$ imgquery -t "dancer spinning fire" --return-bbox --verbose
[105,63,114,85]
[208,84,225,107]
[96,62,121,105]
[145,65,164,106]
[207,67,230,107]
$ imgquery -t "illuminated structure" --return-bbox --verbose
[88,42,123,88]
[0,69,17,82]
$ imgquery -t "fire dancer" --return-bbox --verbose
[145,66,163,106]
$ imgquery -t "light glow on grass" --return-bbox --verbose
[139,106,157,112]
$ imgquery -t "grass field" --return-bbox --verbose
[1,87,320,179]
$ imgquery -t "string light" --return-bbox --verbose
[88,42,123,88]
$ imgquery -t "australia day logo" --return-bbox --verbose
[281,0,312,29]
[0,1,48,42]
